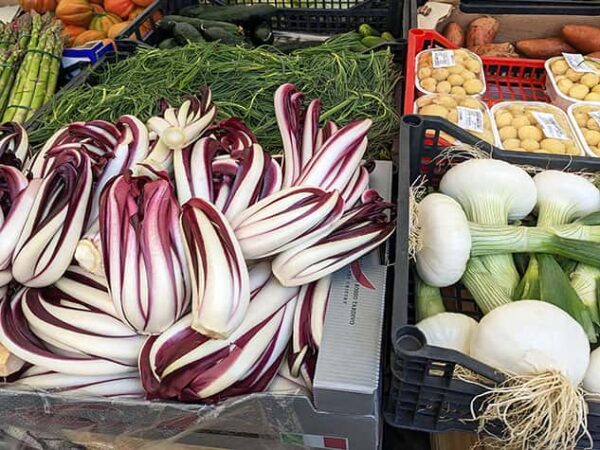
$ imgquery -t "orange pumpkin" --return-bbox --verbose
[89,12,121,33]
[55,0,94,27]
[131,0,152,7]
[104,0,135,19]
[73,29,106,47]
[128,8,160,34]
[61,24,86,47]
[107,21,132,39]
[91,3,104,13]
[19,0,56,13]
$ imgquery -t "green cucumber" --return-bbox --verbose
[173,23,205,45]
[361,36,385,48]
[381,31,395,41]
[358,24,379,37]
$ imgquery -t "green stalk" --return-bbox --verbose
[570,263,600,325]
[27,28,55,119]
[515,255,540,301]
[11,28,47,124]
[3,13,41,122]
[537,254,596,342]
[469,223,600,267]
[415,275,445,322]
[461,258,513,314]
[42,28,62,107]
[0,49,21,116]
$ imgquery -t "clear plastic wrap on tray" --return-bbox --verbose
[491,101,584,155]
[546,56,600,110]
[568,102,600,157]
[415,94,496,144]
[415,48,486,97]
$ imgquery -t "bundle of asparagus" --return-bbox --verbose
[0,13,63,124]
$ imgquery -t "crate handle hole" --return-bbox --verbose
[395,326,426,353]
[402,115,424,127]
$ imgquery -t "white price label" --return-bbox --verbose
[589,111,600,128]
[562,53,597,73]
[432,50,455,68]
[532,111,568,140]
[457,107,484,133]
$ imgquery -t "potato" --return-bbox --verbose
[495,112,513,128]
[503,138,521,150]
[521,139,540,151]
[420,104,449,118]
[436,81,452,94]
[462,71,476,80]
[540,138,566,153]
[447,109,459,123]
[562,24,600,55]
[516,39,576,59]
[466,17,499,48]
[461,98,482,109]
[581,73,600,88]
[518,125,543,141]
[585,92,600,101]
[585,129,600,146]
[448,64,466,75]
[565,142,581,155]
[442,22,465,47]
[465,59,482,74]
[512,116,531,128]
[574,110,588,127]
[557,78,573,95]
[421,77,437,92]
[418,67,432,80]
[448,74,465,86]
[450,86,467,95]
[431,68,449,82]
[588,117,600,131]
[508,104,526,115]
[593,85,600,93]
[436,96,457,108]
[569,84,590,100]
[551,59,570,75]
[499,126,518,140]
[464,78,484,95]
[566,69,583,82]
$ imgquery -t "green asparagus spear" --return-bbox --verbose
[3,13,41,122]
[0,49,21,116]
[28,29,55,119]
[12,28,48,124]
[42,29,63,107]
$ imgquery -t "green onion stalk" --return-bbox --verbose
[415,274,445,322]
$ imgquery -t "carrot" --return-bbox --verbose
[466,17,499,48]
[515,38,576,59]
[562,24,600,54]
[442,22,465,48]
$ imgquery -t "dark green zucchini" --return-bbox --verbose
[160,15,240,35]
[158,37,178,49]
[202,27,245,45]
[173,22,205,45]
[249,21,273,46]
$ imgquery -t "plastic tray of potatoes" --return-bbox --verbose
[545,56,600,110]
[491,101,585,156]
[415,48,486,97]
[415,94,497,145]
[568,102,600,157]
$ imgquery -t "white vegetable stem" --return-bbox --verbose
[440,159,537,306]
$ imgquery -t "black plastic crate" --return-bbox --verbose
[121,0,404,39]
[384,114,600,448]
[459,0,600,15]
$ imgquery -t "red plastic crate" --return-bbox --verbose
[404,28,549,114]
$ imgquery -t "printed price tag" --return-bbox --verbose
[532,111,568,140]
[562,53,597,73]
[589,111,600,128]
[457,107,484,133]
[432,50,455,68]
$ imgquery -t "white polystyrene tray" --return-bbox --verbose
[414,48,486,98]
[415,94,499,146]
[490,100,585,156]
[545,56,600,111]
[567,102,600,158]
